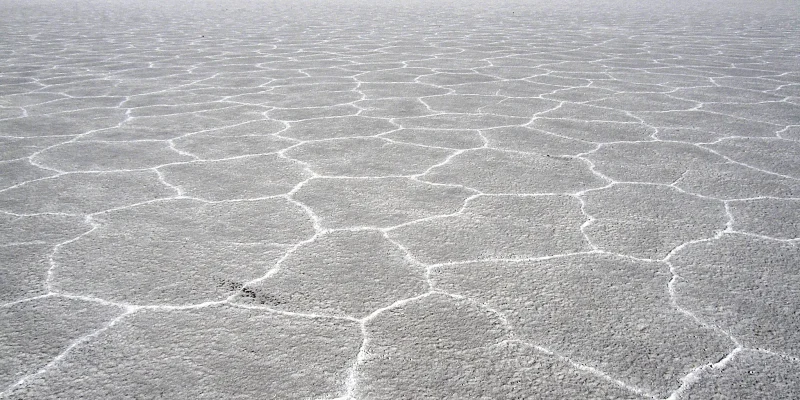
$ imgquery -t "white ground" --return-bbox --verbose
[1,0,799,398]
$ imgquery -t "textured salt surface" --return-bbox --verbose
[1,0,799,398]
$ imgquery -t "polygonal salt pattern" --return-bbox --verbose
[285,137,453,177]
[671,235,800,357]
[705,137,800,178]
[1,297,123,389]
[2,0,800,398]
[0,171,176,214]
[587,141,724,184]
[528,118,655,142]
[294,177,475,229]
[0,245,57,303]
[356,294,642,399]
[582,184,728,259]
[728,198,800,240]
[380,128,485,150]
[636,110,781,138]
[280,116,397,140]
[675,162,800,200]
[236,231,429,318]
[52,199,314,305]
[33,141,193,171]
[484,126,597,156]
[388,195,590,264]
[171,132,296,160]
[0,137,72,162]
[4,307,361,399]
[682,350,800,400]
[158,155,310,201]
[0,108,127,138]
[422,148,605,194]
[0,160,57,190]
[434,254,735,398]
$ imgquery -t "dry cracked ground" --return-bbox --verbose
[1,0,800,398]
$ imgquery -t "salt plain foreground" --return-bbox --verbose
[1,0,799,398]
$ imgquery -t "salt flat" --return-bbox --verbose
[1,0,799,398]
